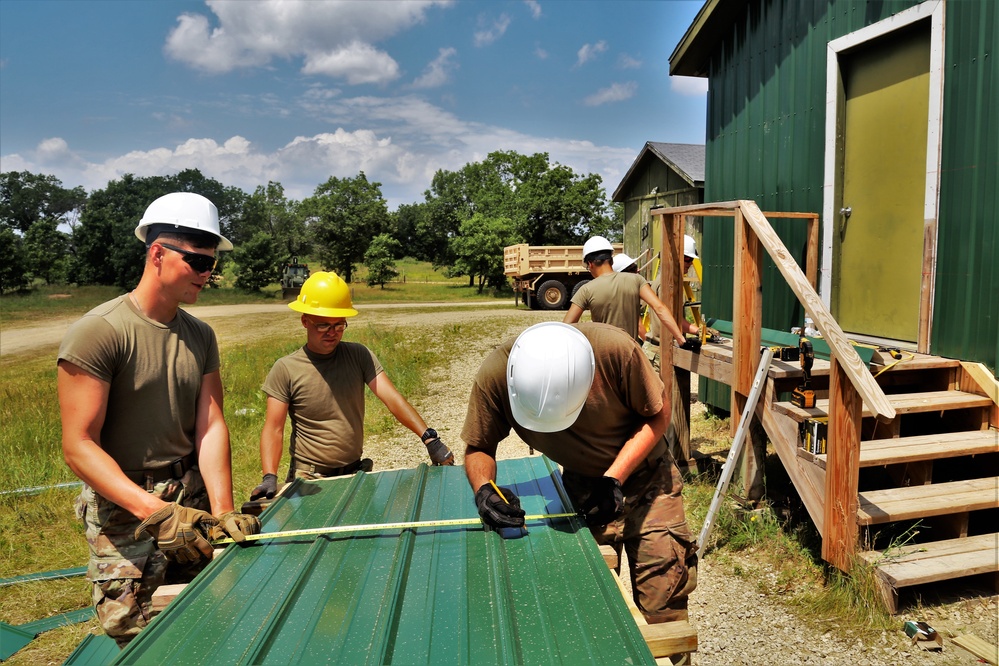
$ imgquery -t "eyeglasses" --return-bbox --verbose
[158,243,218,274]
[307,319,348,334]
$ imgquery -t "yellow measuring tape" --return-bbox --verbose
[213,512,578,545]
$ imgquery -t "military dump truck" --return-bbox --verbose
[280,259,311,300]
[504,242,623,310]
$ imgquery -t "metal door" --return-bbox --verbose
[834,25,930,342]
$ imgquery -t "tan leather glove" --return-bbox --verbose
[134,504,218,564]
[214,511,262,544]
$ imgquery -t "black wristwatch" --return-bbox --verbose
[422,428,438,443]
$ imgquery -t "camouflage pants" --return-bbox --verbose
[642,339,661,374]
[76,469,210,647]
[562,455,698,623]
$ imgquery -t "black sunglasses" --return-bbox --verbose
[158,243,218,274]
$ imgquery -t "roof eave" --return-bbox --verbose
[669,0,749,78]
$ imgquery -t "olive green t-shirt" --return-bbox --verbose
[571,272,647,343]
[461,322,665,477]
[57,295,220,472]
[262,343,383,467]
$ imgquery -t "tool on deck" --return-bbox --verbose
[766,345,800,362]
[697,347,774,559]
[212,512,578,545]
[791,337,815,409]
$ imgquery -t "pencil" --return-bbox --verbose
[489,479,509,504]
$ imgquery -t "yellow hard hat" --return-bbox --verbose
[288,271,358,318]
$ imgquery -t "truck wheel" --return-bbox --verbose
[571,279,590,298]
[537,279,568,310]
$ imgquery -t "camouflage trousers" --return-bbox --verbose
[562,455,698,623]
[642,339,661,374]
[76,469,210,647]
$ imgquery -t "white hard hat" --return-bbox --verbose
[135,192,233,251]
[684,234,698,259]
[507,322,595,433]
[582,236,614,261]
[612,253,636,272]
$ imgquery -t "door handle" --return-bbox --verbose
[840,206,852,218]
[839,206,852,240]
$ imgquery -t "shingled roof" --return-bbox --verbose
[612,142,705,201]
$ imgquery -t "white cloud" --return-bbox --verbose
[302,42,400,85]
[534,45,548,60]
[575,40,607,67]
[411,47,458,89]
[524,1,542,19]
[2,94,637,208]
[583,81,637,106]
[671,76,709,96]
[164,0,450,84]
[474,14,511,47]
[618,53,642,69]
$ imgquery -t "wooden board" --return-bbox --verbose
[813,429,999,469]
[773,390,993,422]
[857,477,999,525]
[860,533,998,587]
[952,634,999,665]
[639,622,699,658]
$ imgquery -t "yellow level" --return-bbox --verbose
[213,512,578,545]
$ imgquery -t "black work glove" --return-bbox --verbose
[134,504,218,564]
[422,428,455,466]
[213,511,262,544]
[679,337,702,352]
[474,483,526,529]
[250,473,278,501]
[579,476,625,527]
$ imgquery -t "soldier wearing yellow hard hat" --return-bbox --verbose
[250,271,454,501]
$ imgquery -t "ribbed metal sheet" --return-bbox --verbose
[113,458,655,665]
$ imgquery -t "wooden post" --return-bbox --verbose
[806,214,819,291]
[731,208,763,415]
[660,213,683,440]
[822,356,862,570]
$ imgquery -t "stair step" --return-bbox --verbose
[773,390,993,423]
[859,533,999,588]
[857,476,999,525]
[813,429,998,469]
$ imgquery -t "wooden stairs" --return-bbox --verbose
[652,201,998,615]
[678,341,999,613]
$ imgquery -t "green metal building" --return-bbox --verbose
[670,0,997,410]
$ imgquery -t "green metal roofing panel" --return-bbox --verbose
[113,458,656,665]
[62,634,120,666]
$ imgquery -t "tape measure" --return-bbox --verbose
[213,512,578,545]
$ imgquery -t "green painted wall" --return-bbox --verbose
[697,0,997,410]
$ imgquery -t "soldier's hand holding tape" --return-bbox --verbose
[134,503,218,564]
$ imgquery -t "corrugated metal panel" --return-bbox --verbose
[695,0,938,409]
[932,1,999,373]
[114,459,655,665]
[63,634,120,665]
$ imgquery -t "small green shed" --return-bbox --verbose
[669,0,997,410]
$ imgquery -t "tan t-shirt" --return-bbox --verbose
[461,322,666,477]
[570,272,647,342]
[58,295,220,472]
[262,343,383,467]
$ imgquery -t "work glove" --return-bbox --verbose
[679,337,702,353]
[250,473,278,501]
[422,428,455,466]
[134,503,218,564]
[210,511,262,544]
[578,476,625,527]
[474,483,526,529]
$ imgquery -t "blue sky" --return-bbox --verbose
[0,0,707,209]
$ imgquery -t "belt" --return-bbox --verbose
[292,458,364,477]
[124,453,196,486]
[645,337,661,346]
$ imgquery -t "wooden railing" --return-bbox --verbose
[653,200,895,570]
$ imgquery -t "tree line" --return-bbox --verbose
[0,150,623,294]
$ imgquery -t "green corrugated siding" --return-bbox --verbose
[697,0,997,409]
[113,460,655,665]
[933,0,998,374]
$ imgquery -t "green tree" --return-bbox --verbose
[0,171,85,234]
[364,233,402,289]
[450,213,518,293]
[23,218,71,284]
[233,231,281,291]
[303,172,389,283]
[229,181,307,259]
[0,226,28,293]
[390,202,432,261]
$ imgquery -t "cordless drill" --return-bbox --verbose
[791,337,815,409]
